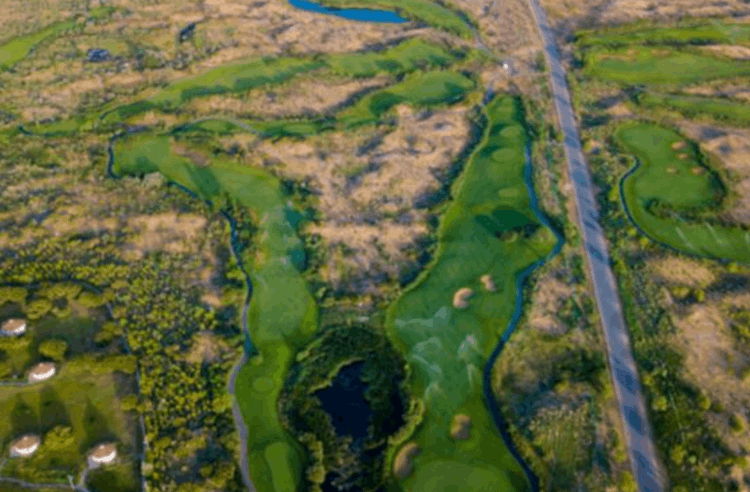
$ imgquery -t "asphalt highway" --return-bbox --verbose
[524,2,667,491]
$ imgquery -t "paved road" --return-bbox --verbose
[524,2,666,491]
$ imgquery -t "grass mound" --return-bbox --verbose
[637,93,750,127]
[576,21,750,48]
[384,95,557,491]
[616,122,750,263]
[584,46,750,85]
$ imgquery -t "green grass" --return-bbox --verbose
[576,21,750,48]
[637,93,750,127]
[315,0,474,38]
[86,462,141,492]
[100,38,461,127]
[616,122,750,263]
[384,95,557,491]
[0,364,133,480]
[584,46,750,85]
[0,7,115,71]
[339,70,475,127]
[112,134,318,492]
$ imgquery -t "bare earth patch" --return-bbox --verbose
[527,275,574,335]
[648,256,716,287]
[680,123,750,224]
[701,45,750,61]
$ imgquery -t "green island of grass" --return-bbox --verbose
[313,0,474,38]
[575,21,750,48]
[383,95,558,491]
[584,46,750,85]
[616,122,750,263]
[637,92,750,127]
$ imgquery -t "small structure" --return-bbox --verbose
[452,288,474,309]
[88,443,117,468]
[1,318,26,336]
[87,48,111,63]
[9,435,41,458]
[28,362,56,383]
[178,22,196,43]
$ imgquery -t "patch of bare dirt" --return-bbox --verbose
[701,45,750,61]
[185,331,228,364]
[528,275,574,335]
[249,104,473,294]
[648,256,716,287]
[125,212,208,257]
[188,75,390,118]
[679,123,750,224]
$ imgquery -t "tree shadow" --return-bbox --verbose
[10,394,39,436]
[80,399,118,454]
[39,385,71,434]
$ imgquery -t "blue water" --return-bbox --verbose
[287,0,407,23]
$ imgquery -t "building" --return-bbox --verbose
[9,435,41,458]
[28,362,56,383]
[88,443,117,468]
[1,318,26,336]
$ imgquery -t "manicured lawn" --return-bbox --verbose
[0,364,134,482]
[637,93,750,127]
[315,0,473,38]
[616,122,750,263]
[576,21,750,48]
[584,46,750,85]
[339,70,475,127]
[384,96,557,491]
[112,134,318,492]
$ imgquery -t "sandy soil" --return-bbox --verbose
[249,104,474,294]
[679,123,750,225]
[187,75,391,118]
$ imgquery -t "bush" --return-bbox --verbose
[25,298,53,320]
[38,339,68,361]
[729,413,745,434]
[619,471,637,492]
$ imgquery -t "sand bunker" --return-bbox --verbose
[393,442,421,479]
[671,141,687,150]
[450,414,472,440]
[678,153,690,160]
[453,287,474,309]
[480,274,497,292]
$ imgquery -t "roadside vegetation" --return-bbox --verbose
[568,18,750,491]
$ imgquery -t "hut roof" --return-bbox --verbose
[10,435,41,454]
[29,362,56,380]
[1,318,26,334]
[89,443,117,462]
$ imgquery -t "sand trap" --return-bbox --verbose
[666,166,678,175]
[453,288,474,309]
[480,274,497,292]
[671,141,687,150]
[678,153,690,160]
[393,442,421,479]
[691,166,706,176]
[450,414,472,440]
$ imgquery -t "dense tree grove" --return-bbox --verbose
[278,324,413,492]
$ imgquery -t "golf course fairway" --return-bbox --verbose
[616,122,750,264]
[384,95,557,491]
[111,133,318,492]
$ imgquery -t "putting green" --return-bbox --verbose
[616,122,750,263]
[384,95,557,491]
[112,134,317,492]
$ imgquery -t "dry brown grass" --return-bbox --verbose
[540,0,750,26]
[125,212,207,257]
[451,0,542,53]
[679,123,750,224]
[187,75,390,118]
[185,331,228,364]
[701,45,750,61]
[648,256,716,287]
[527,275,574,335]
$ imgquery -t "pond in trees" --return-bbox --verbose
[287,0,407,23]
[314,361,373,445]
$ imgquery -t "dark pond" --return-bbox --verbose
[288,0,407,23]
[314,361,373,443]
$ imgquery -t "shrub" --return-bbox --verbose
[38,339,68,361]
[619,471,637,492]
[730,413,745,434]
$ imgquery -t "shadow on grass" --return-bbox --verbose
[80,399,118,453]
